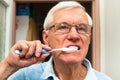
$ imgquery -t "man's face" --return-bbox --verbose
[43,8,91,64]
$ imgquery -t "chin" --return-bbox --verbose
[62,57,83,64]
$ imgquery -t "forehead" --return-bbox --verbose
[53,7,88,24]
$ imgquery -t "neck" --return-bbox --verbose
[53,60,87,80]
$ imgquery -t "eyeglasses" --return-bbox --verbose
[46,22,92,35]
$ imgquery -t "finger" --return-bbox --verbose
[41,44,52,53]
[18,56,40,67]
[13,40,29,58]
[25,42,36,58]
[34,40,42,57]
[39,53,50,62]
[20,45,29,58]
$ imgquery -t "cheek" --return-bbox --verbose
[80,35,91,52]
[47,34,65,48]
[81,34,91,46]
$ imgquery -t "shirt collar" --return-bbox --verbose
[41,57,98,80]
[41,57,59,80]
[83,59,98,80]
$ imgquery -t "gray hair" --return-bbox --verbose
[43,1,92,30]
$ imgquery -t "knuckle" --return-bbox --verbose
[30,42,35,47]
[36,40,41,44]
[23,46,29,50]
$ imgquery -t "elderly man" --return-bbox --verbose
[0,1,111,80]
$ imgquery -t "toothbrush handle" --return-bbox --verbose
[15,49,49,54]
[41,49,49,53]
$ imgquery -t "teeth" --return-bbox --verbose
[68,46,79,50]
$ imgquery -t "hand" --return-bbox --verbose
[5,40,51,69]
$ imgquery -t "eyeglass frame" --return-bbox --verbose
[46,22,92,35]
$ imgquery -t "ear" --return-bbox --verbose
[42,30,49,45]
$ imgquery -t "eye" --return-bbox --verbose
[56,23,69,30]
[77,24,88,33]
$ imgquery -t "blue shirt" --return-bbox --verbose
[8,57,112,80]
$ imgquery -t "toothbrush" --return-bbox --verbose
[15,46,79,55]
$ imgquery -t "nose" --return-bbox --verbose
[67,27,80,42]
